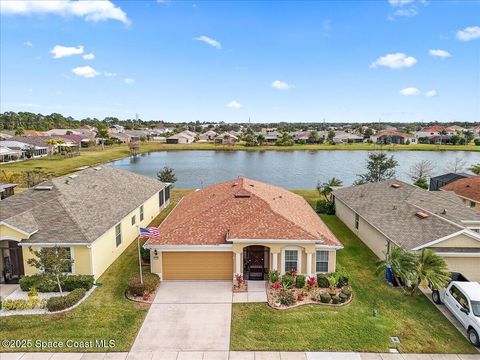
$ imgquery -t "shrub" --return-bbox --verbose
[127,273,160,296]
[271,281,281,291]
[2,298,46,311]
[316,199,335,215]
[278,289,296,306]
[19,274,94,292]
[342,289,352,297]
[306,276,317,288]
[46,288,86,312]
[475,139,480,146]
[295,275,306,289]
[268,270,280,283]
[281,275,294,289]
[319,293,331,303]
[331,295,340,304]
[63,275,94,291]
[339,293,349,303]
[19,274,43,291]
[317,274,329,288]
[334,266,350,288]
[140,247,150,262]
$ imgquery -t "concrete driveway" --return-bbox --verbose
[131,281,232,352]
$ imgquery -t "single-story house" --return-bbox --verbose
[429,172,473,191]
[291,131,311,142]
[334,180,480,281]
[370,129,416,145]
[144,178,343,281]
[166,131,195,144]
[332,132,364,144]
[214,132,238,145]
[0,166,170,284]
[0,146,23,162]
[0,140,48,158]
[415,125,447,138]
[199,130,217,142]
[441,176,480,211]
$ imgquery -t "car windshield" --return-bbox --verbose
[472,301,480,317]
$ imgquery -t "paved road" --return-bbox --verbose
[131,281,232,352]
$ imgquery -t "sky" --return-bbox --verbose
[1,0,479,123]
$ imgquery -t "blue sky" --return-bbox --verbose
[1,0,479,123]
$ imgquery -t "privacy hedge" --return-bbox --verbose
[19,274,94,292]
[46,288,86,312]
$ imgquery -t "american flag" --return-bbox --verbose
[139,227,160,239]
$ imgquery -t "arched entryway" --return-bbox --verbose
[0,240,24,284]
[243,245,270,280]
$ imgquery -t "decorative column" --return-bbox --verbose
[306,253,313,276]
[272,252,278,272]
[235,252,241,275]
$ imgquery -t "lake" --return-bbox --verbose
[108,150,478,189]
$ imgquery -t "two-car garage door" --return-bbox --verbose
[162,252,233,280]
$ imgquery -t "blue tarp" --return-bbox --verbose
[386,263,393,284]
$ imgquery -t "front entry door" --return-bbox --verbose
[243,246,269,280]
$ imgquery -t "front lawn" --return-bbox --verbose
[0,190,187,353]
[231,192,476,353]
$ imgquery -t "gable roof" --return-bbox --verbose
[441,176,480,202]
[0,166,166,244]
[334,180,480,251]
[145,178,341,247]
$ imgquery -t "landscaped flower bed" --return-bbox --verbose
[125,272,160,303]
[267,267,353,309]
[233,274,248,292]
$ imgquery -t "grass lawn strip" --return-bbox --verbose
[0,190,188,353]
[230,191,476,354]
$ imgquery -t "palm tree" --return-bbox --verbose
[317,177,343,200]
[409,249,451,295]
[375,247,416,289]
[469,163,480,175]
[257,133,266,146]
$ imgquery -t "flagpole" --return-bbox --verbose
[136,225,144,285]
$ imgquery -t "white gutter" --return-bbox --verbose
[18,242,91,247]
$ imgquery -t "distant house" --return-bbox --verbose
[0,183,16,200]
[429,173,473,191]
[0,146,23,162]
[415,125,446,138]
[0,166,171,284]
[23,130,45,137]
[214,132,238,145]
[124,129,149,141]
[334,180,480,281]
[109,133,132,143]
[332,132,364,144]
[264,131,282,144]
[166,131,195,144]
[441,176,480,211]
[108,124,125,133]
[292,131,311,142]
[370,129,416,145]
[0,140,48,158]
[199,130,217,142]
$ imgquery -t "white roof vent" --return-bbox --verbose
[93,167,102,171]
[34,185,53,191]
[68,174,78,179]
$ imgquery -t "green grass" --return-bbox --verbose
[0,190,185,353]
[2,141,478,178]
[230,191,476,353]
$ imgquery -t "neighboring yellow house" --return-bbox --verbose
[145,178,343,281]
[334,179,480,282]
[0,166,170,283]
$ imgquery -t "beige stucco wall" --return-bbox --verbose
[90,191,164,280]
[0,224,27,241]
[442,257,480,282]
[335,199,389,259]
[431,233,480,248]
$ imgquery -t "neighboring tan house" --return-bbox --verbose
[334,180,480,281]
[441,176,480,211]
[214,132,238,145]
[199,130,217,142]
[332,132,364,144]
[370,129,416,145]
[0,166,170,284]
[145,178,343,281]
[166,131,195,144]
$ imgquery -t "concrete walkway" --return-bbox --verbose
[1,352,479,360]
[131,281,232,352]
[233,280,268,303]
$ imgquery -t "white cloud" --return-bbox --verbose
[370,53,417,69]
[0,0,130,25]
[227,100,242,109]
[271,80,293,90]
[195,35,222,49]
[456,26,480,42]
[51,45,84,59]
[83,53,95,60]
[104,71,117,77]
[71,65,100,78]
[425,89,437,97]
[429,49,451,58]
[24,41,33,47]
[124,78,135,84]
[399,87,421,96]
[388,0,415,6]
[389,7,417,19]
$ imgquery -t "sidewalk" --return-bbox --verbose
[1,352,479,360]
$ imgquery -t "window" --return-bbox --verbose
[316,250,329,273]
[140,205,144,222]
[115,223,122,247]
[355,213,359,229]
[449,285,470,312]
[165,185,170,202]
[470,201,476,208]
[131,215,136,226]
[159,190,164,207]
[284,250,298,272]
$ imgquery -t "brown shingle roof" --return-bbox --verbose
[146,178,341,247]
[441,176,480,202]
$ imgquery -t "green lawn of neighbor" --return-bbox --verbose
[230,191,476,354]
[0,190,186,353]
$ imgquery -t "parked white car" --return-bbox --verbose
[432,280,480,346]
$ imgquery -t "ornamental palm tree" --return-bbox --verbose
[409,249,451,296]
[375,247,416,289]
[317,177,343,200]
